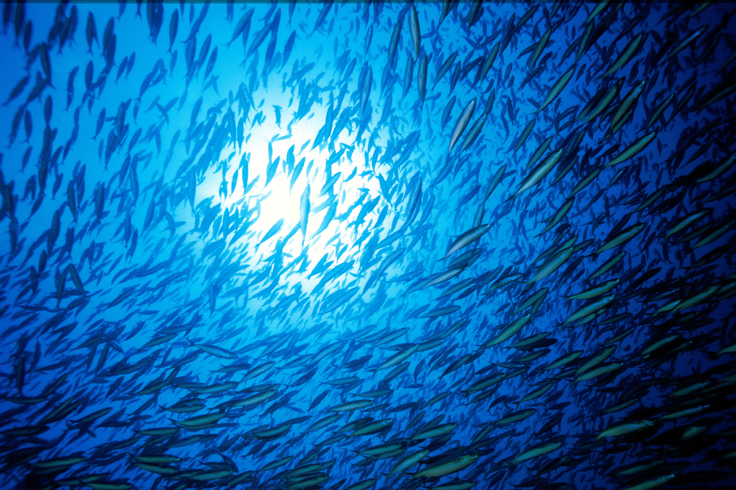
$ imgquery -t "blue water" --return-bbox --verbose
[1,1,736,489]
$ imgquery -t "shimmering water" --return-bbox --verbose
[1,1,736,489]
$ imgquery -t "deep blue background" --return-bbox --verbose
[1,1,736,489]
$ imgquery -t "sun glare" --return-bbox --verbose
[191,91,386,296]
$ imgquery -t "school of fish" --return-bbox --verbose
[1,1,736,489]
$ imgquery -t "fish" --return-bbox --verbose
[605,131,657,167]
[536,65,575,113]
[168,9,178,53]
[512,148,563,199]
[299,184,310,248]
[412,454,479,478]
[0,3,734,490]
[447,99,475,154]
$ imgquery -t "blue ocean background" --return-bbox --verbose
[1,1,736,489]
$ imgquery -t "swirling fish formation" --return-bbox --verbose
[1,1,736,490]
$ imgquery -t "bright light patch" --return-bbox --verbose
[191,91,386,297]
[159,33,399,308]
[257,172,303,239]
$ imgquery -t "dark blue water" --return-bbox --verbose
[1,1,736,489]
